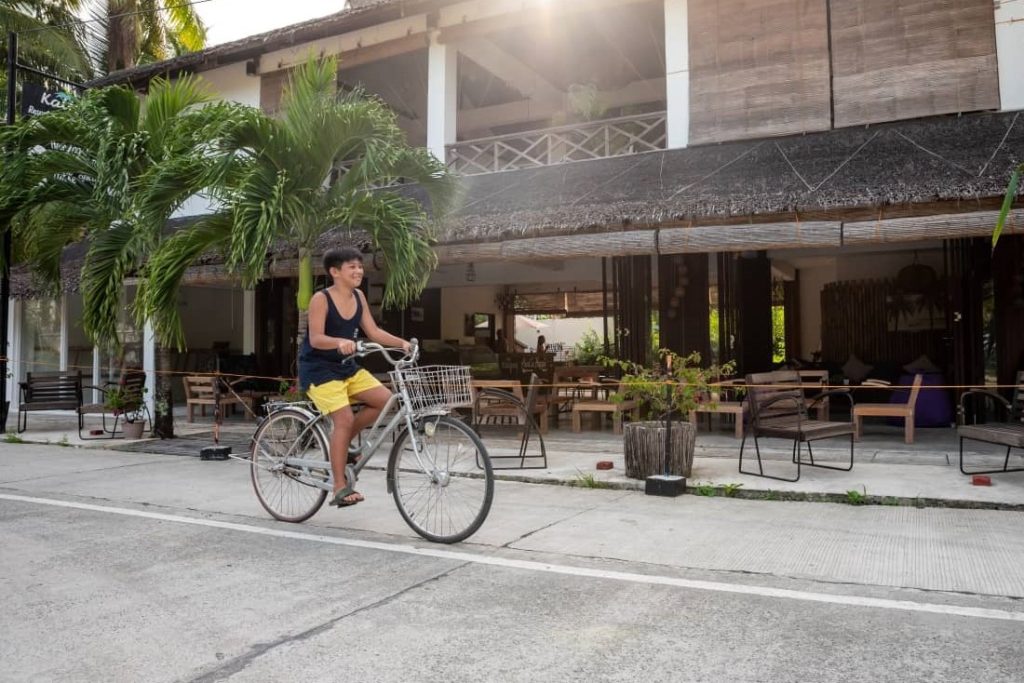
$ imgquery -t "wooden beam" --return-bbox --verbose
[337,34,429,71]
[437,0,655,44]
[458,38,562,101]
[458,77,665,134]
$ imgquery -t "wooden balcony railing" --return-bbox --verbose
[447,111,667,176]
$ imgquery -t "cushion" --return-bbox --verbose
[904,354,941,374]
[842,354,873,384]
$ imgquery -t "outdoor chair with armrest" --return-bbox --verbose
[471,374,547,469]
[740,370,856,482]
[957,372,1024,475]
[79,368,149,439]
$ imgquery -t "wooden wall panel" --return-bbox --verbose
[831,0,999,128]
[688,0,831,144]
[259,69,292,115]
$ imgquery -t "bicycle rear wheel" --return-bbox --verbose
[389,415,494,544]
[251,408,329,523]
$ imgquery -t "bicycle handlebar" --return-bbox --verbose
[354,338,420,366]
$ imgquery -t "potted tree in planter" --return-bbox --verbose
[604,351,734,479]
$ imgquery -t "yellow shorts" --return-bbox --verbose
[307,370,383,415]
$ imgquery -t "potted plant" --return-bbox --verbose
[603,350,735,479]
[105,386,147,439]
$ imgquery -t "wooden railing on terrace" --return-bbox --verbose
[447,111,667,176]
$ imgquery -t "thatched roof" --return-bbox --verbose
[88,0,444,89]
[12,109,1022,297]
[437,109,1023,244]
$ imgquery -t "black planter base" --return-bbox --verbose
[645,474,686,497]
[200,445,232,461]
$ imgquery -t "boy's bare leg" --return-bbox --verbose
[350,386,392,438]
[329,407,363,503]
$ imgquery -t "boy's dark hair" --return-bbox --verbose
[323,247,363,273]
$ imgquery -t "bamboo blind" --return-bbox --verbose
[820,279,946,365]
[830,0,999,127]
[688,0,832,144]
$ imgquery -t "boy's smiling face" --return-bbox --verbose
[330,259,364,289]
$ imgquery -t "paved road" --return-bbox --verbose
[2,443,1023,682]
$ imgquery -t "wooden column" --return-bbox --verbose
[993,235,1024,391]
[613,255,653,365]
[659,254,709,361]
[737,252,773,374]
[944,238,988,393]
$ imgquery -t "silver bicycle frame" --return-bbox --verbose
[270,363,441,491]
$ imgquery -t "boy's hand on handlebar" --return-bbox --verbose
[401,340,413,354]
[337,339,357,356]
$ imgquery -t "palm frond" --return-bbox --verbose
[80,218,145,347]
[138,211,233,348]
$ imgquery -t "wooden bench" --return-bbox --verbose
[853,373,923,444]
[571,381,639,435]
[183,375,253,422]
[17,371,83,433]
[689,379,747,438]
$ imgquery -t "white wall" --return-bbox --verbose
[440,285,501,343]
[797,258,837,359]
[996,0,1024,112]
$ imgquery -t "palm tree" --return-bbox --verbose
[137,55,456,355]
[994,163,1021,248]
[1,0,94,90]
[93,0,207,73]
[0,75,250,435]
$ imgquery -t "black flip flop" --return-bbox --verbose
[330,487,363,507]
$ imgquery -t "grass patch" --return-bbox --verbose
[573,471,611,489]
[4,432,24,444]
[845,487,868,506]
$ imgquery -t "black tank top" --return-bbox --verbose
[298,288,363,389]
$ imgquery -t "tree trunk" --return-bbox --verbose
[623,421,696,479]
[295,249,313,363]
[153,343,174,438]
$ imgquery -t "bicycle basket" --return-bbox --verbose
[390,365,473,413]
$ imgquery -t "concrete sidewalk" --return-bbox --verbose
[8,413,1024,508]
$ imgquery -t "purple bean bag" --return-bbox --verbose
[888,372,954,428]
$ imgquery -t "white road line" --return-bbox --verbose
[3,492,1022,624]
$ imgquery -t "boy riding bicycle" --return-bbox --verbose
[298,247,411,508]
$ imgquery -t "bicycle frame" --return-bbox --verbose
[267,369,443,492]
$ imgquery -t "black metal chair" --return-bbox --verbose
[740,370,856,482]
[79,368,150,439]
[471,373,547,469]
[957,371,1024,475]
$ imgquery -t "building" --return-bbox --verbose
[8,0,1024,417]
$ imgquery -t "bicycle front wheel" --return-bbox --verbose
[251,408,329,523]
[389,415,494,544]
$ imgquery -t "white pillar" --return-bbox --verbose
[58,294,69,371]
[143,320,156,420]
[7,299,21,415]
[427,32,458,163]
[243,289,256,355]
[664,0,690,148]
[996,1,1024,112]
[92,346,101,404]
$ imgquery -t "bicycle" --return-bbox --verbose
[248,340,494,544]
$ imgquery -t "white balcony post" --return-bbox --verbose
[143,320,156,420]
[427,32,458,163]
[996,1,1024,112]
[58,294,68,371]
[664,0,690,148]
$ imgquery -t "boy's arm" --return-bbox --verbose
[308,291,356,355]
[357,290,411,351]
